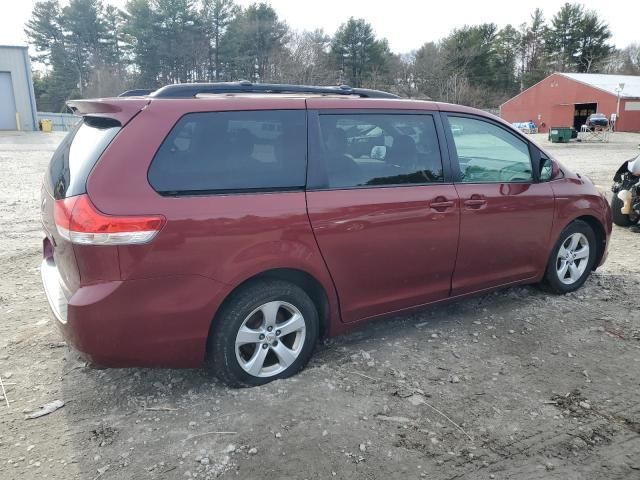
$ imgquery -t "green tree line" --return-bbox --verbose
[25,0,637,112]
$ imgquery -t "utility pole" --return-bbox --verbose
[615,82,625,118]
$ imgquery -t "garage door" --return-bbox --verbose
[0,72,17,130]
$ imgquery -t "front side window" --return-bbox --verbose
[314,114,443,189]
[148,110,306,194]
[448,116,532,183]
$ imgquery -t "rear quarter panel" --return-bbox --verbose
[85,98,340,339]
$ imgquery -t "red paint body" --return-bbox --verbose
[500,73,640,133]
[41,95,612,368]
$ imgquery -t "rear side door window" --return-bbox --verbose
[148,110,306,194]
[311,114,444,189]
[446,116,533,183]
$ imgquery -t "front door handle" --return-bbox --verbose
[429,198,455,211]
[464,196,487,209]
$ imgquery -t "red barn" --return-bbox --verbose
[500,73,640,133]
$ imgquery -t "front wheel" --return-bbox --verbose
[543,220,597,294]
[207,279,319,387]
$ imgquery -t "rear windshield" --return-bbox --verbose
[46,117,120,199]
[148,110,306,194]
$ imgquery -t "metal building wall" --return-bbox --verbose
[500,73,640,133]
[0,45,38,131]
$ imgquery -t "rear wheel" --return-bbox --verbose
[610,194,634,227]
[544,220,597,294]
[207,279,319,387]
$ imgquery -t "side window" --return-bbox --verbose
[148,110,306,194]
[314,114,443,189]
[448,116,533,183]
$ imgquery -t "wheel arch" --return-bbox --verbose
[569,215,607,270]
[207,268,332,354]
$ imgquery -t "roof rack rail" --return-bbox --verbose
[149,81,399,99]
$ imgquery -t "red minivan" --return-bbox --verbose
[41,82,612,386]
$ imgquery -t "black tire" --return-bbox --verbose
[207,279,319,387]
[610,194,633,227]
[543,220,597,294]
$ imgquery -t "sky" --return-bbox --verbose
[1,0,637,54]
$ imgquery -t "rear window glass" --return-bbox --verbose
[148,110,307,194]
[47,118,120,199]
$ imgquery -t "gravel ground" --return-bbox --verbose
[0,130,639,480]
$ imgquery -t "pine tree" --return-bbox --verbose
[331,18,390,88]
[546,3,584,72]
[201,0,238,80]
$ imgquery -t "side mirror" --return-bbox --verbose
[540,156,553,182]
[530,145,554,182]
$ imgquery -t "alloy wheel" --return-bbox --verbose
[234,301,306,378]
[555,232,590,285]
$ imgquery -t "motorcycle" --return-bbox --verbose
[611,152,640,226]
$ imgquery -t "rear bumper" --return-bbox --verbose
[41,257,71,324]
[41,259,230,368]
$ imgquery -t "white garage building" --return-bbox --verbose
[0,45,38,131]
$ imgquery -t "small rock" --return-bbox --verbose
[97,465,110,475]
[431,333,439,339]
[579,401,591,410]
[200,457,210,465]
[450,375,460,384]
[248,448,258,455]
[359,443,366,452]
[275,432,282,439]
[322,430,328,437]
[508,330,515,334]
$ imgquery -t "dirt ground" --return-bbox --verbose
[1,130,639,480]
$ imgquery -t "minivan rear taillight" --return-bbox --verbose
[54,194,165,245]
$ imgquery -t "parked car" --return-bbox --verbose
[41,82,612,387]
[586,113,609,129]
